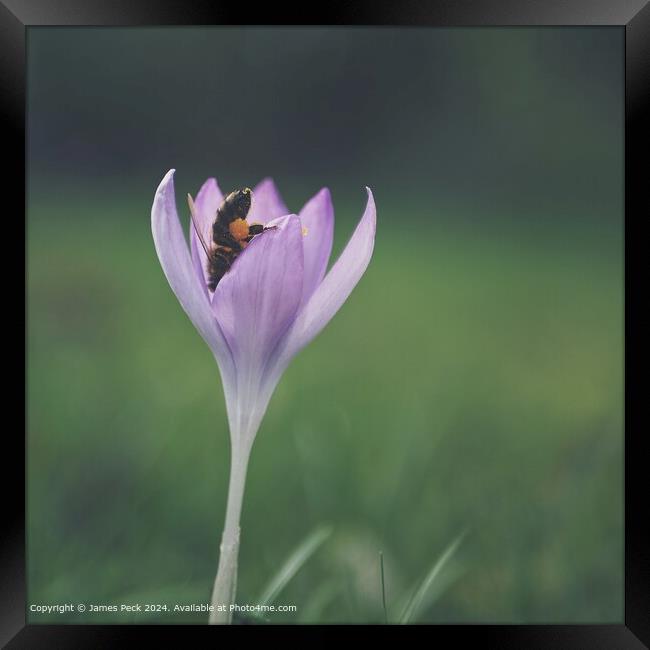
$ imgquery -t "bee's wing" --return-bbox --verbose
[187,194,211,256]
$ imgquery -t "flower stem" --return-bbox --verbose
[209,441,251,624]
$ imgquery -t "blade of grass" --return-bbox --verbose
[399,530,467,624]
[379,551,388,624]
[257,525,332,607]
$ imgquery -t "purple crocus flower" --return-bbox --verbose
[151,169,376,623]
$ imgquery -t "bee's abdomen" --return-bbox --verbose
[207,249,234,292]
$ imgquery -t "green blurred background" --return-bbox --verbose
[27,27,623,623]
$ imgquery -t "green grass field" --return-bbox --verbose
[27,191,623,623]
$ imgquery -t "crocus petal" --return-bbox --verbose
[246,177,289,225]
[152,170,235,382]
[262,188,376,392]
[190,178,223,293]
[212,215,304,444]
[298,188,334,307]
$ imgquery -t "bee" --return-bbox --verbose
[187,187,275,291]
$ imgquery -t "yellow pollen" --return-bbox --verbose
[302,226,309,237]
[229,218,249,241]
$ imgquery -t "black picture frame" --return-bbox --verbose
[5,0,648,645]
